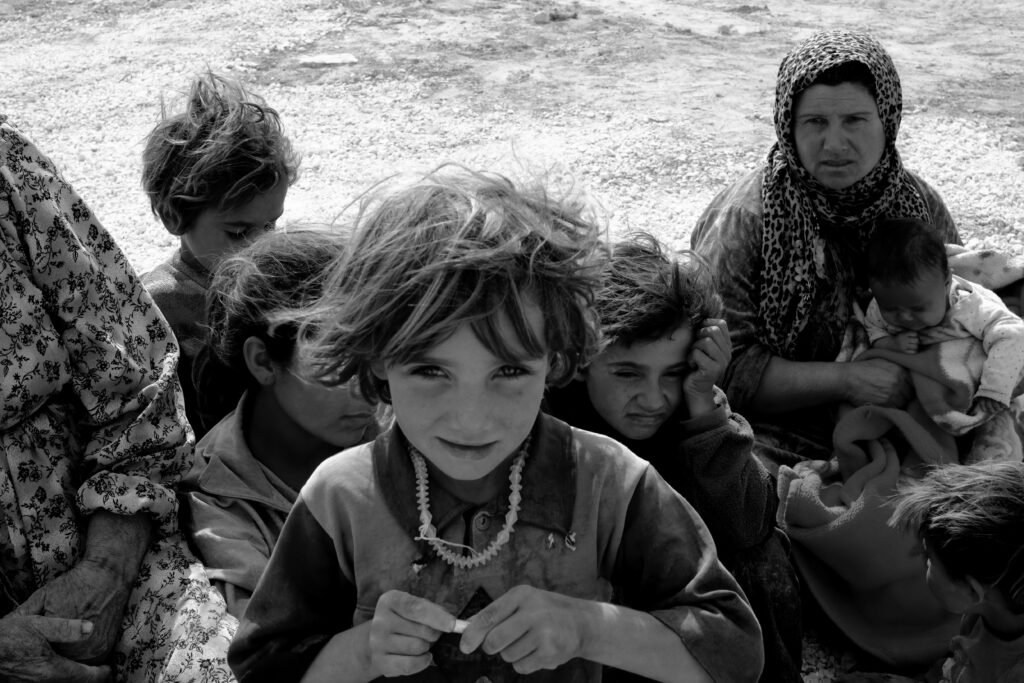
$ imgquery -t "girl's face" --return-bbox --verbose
[871,269,950,331]
[181,180,286,271]
[583,324,694,441]
[272,357,380,450]
[377,302,549,482]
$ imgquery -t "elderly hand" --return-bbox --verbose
[683,318,732,417]
[843,357,913,408]
[0,614,111,682]
[367,590,454,678]
[458,585,587,675]
[15,558,131,663]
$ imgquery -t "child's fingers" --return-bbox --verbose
[458,595,519,654]
[379,590,455,635]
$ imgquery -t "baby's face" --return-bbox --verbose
[871,269,950,331]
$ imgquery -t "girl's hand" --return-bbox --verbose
[972,396,1007,418]
[368,590,455,678]
[683,318,731,417]
[458,585,588,675]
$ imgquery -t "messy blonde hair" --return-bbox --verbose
[142,71,299,235]
[889,460,1024,612]
[297,165,606,403]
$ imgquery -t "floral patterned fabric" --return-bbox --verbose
[0,116,235,681]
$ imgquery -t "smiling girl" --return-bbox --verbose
[228,167,762,682]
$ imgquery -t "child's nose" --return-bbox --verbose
[635,381,667,411]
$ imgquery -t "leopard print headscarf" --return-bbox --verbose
[759,29,929,358]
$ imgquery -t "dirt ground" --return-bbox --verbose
[2,0,1023,273]
[1,2,1023,678]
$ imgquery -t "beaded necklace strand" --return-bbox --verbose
[409,439,529,569]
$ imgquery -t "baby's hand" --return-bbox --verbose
[683,318,731,417]
[895,331,919,354]
[368,590,455,677]
[972,396,1008,418]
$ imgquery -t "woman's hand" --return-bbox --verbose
[458,585,588,675]
[0,614,111,682]
[367,590,454,678]
[843,357,913,407]
[15,559,132,663]
[683,318,732,417]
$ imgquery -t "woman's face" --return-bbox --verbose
[793,81,886,190]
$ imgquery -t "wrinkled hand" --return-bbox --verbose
[972,396,1008,418]
[0,614,111,683]
[893,331,919,354]
[683,318,732,417]
[368,590,454,678]
[15,559,131,663]
[459,585,587,675]
[844,357,913,408]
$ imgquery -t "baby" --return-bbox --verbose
[864,217,1024,418]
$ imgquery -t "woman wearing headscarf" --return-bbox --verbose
[691,29,961,472]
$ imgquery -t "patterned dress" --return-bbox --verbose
[0,116,235,682]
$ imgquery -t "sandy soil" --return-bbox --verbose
[1,0,1022,274]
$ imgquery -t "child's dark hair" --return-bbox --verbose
[296,165,606,403]
[595,232,722,350]
[142,71,300,236]
[193,226,349,430]
[865,217,949,287]
[889,460,1024,613]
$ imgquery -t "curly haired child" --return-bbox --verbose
[889,460,1024,683]
[228,167,763,682]
[182,227,383,617]
[545,232,802,683]
[141,71,299,438]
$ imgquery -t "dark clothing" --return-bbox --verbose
[229,413,764,682]
[545,382,803,683]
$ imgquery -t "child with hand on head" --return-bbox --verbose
[889,460,1024,683]
[864,217,1024,418]
[544,232,801,683]
[228,168,763,683]
[182,227,383,618]
[141,71,299,438]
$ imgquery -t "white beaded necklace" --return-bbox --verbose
[409,439,529,569]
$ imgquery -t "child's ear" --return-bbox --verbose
[370,360,388,381]
[243,336,277,386]
[964,576,988,608]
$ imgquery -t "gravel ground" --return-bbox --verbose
[3,1,1023,680]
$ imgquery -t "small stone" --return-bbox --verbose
[298,53,359,67]
[532,10,551,24]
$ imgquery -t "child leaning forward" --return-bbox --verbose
[228,167,763,682]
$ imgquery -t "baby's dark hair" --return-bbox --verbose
[889,460,1024,613]
[295,165,606,403]
[193,226,348,431]
[595,232,722,350]
[142,71,299,236]
[865,217,949,287]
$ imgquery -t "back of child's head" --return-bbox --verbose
[142,71,299,236]
[300,165,606,403]
[890,460,1024,613]
[596,232,722,349]
[194,226,348,430]
[866,217,949,287]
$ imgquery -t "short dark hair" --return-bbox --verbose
[594,232,722,349]
[142,71,299,236]
[889,460,1024,613]
[865,217,948,287]
[809,61,877,99]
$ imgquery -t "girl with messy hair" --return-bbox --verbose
[183,227,382,618]
[141,71,300,438]
[229,166,762,683]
